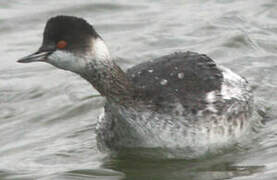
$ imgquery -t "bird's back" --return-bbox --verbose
[126,51,224,111]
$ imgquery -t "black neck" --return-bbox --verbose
[80,60,136,105]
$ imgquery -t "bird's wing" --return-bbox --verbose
[126,51,223,110]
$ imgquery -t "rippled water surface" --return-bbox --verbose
[1,0,277,179]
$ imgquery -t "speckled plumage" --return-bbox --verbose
[96,52,256,154]
[18,16,260,158]
[127,52,223,110]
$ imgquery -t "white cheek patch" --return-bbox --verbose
[46,38,112,73]
[48,50,87,73]
[91,38,111,62]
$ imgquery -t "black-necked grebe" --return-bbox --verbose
[17,16,260,157]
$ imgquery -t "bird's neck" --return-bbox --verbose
[80,39,136,105]
[82,60,136,104]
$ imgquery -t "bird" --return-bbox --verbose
[17,15,259,157]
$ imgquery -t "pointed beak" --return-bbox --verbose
[17,49,54,63]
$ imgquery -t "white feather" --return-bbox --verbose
[47,38,111,73]
[219,66,245,100]
[91,38,111,62]
[205,91,218,113]
[48,50,87,73]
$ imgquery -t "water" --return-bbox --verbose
[1,0,277,179]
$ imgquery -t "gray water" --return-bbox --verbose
[1,0,277,179]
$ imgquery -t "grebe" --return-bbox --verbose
[17,16,258,157]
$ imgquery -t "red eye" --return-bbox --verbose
[56,40,67,49]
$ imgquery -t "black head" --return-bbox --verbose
[17,15,101,64]
[42,15,99,53]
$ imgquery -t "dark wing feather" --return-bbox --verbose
[126,51,223,110]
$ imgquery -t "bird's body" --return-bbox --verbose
[17,16,260,158]
[96,52,254,154]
